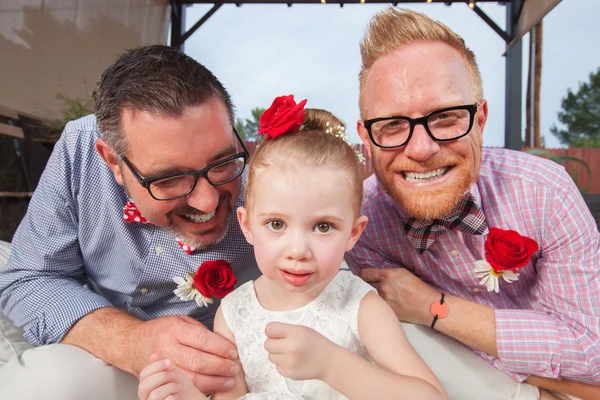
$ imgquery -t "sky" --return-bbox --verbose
[183,1,599,148]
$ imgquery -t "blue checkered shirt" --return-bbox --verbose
[0,115,260,346]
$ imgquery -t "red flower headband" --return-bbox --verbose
[257,94,366,164]
[258,94,308,140]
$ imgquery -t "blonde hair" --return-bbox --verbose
[245,109,364,214]
[359,8,483,117]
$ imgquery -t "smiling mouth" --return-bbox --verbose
[180,209,216,223]
[402,167,450,183]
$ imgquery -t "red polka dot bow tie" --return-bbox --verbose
[123,201,197,255]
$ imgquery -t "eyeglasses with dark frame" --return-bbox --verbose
[120,128,249,201]
[363,103,478,149]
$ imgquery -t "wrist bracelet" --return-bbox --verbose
[429,293,448,329]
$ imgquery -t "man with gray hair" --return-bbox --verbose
[0,45,260,399]
[348,8,600,400]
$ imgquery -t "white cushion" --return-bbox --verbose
[0,240,10,271]
[0,240,34,363]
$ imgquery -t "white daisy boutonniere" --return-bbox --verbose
[173,260,236,307]
[474,227,538,293]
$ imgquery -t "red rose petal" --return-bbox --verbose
[484,227,539,272]
[193,260,237,300]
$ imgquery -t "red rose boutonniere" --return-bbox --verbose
[173,260,237,307]
[258,94,307,140]
[474,227,538,293]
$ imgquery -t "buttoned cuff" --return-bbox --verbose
[495,309,563,379]
[23,286,113,346]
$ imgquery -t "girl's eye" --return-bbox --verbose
[315,222,333,234]
[267,220,285,231]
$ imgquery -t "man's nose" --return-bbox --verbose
[185,177,219,213]
[402,124,441,162]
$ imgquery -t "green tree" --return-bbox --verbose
[49,94,93,135]
[235,107,265,141]
[550,67,600,147]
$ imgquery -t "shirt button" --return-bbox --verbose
[472,287,481,293]
[128,306,136,311]
[450,249,459,257]
[140,288,149,294]
[155,246,164,255]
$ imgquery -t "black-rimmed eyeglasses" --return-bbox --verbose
[364,103,478,149]
[120,128,249,201]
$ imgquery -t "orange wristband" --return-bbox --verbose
[429,293,448,329]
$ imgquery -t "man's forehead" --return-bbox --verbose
[363,45,472,116]
[120,103,237,173]
[121,99,230,129]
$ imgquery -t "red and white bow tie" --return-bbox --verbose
[123,201,197,255]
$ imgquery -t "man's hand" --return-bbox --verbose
[264,322,336,381]
[132,315,240,394]
[360,267,439,325]
[62,308,240,394]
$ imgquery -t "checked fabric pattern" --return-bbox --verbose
[123,201,197,254]
[0,115,260,346]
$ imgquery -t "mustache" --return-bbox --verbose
[169,206,209,218]
[167,192,232,218]
[389,153,463,172]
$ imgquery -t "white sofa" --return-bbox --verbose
[0,240,8,269]
[0,240,34,364]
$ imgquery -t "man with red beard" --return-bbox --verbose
[347,8,600,400]
[0,45,259,399]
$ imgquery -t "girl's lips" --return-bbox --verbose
[280,270,314,286]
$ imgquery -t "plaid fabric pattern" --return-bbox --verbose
[403,192,488,253]
[346,148,600,383]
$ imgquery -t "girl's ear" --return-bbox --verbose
[237,206,253,245]
[346,215,368,251]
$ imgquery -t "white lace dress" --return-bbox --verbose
[220,270,374,400]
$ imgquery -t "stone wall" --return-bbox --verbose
[0,132,53,242]
[0,198,29,242]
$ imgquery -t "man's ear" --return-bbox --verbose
[96,138,124,185]
[475,99,488,140]
[356,120,372,160]
[237,206,253,245]
[346,215,368,251]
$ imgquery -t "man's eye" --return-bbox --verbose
[267,220,285,231]
[211,161,235,173]
[382,119,408,132]
[153,177,182,188]
[315,222,333,234]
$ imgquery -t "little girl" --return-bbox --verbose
[138,95,447,400]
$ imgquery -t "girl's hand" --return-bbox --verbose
[138,354,180,400]
[264,322,337,381]
[138,354,208,400]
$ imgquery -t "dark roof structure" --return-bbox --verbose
[169,0,533,149]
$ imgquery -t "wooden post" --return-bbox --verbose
[525,30,533,147]
[533,20,543,148]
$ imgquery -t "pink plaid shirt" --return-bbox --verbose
[346,148,600,383]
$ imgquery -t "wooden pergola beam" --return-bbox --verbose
[178,1,501,4]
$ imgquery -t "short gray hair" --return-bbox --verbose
[92,45,234,156]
